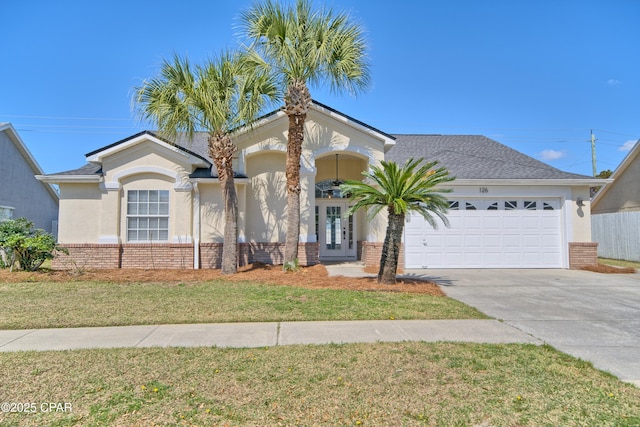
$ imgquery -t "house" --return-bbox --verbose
[0,123,59,233]
[37,101,605,270]
[591,140,640,261]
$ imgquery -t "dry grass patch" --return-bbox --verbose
[581,263,637,274]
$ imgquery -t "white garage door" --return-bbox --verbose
[405,198,563,268]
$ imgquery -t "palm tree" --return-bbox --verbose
[341,159,455,284]
[135,51,277,274]
[240,0,370,266]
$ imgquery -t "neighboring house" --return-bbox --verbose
[37,101,604,270]
[591,140,640,261]
[0,123,59,234]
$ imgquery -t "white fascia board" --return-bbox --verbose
[450,178,613,187]
[86,133,208,167]
[35,174,101,184]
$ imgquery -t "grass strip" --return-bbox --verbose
[0,280,485,329]
[0,342,638,426]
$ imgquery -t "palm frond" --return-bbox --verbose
[341,158,455,226]
[239,0,370,99]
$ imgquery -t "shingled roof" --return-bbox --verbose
[386,134,592,180]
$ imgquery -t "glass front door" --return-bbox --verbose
[317,201,356,259]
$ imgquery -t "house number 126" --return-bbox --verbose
[479,187,488,193]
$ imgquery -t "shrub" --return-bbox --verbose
[0,218,67,271]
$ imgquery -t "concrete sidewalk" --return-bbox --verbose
[0,319,541,352]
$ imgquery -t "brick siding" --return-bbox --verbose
[53,242,319,270]
[361,242,404,268]
[569,242,599,269]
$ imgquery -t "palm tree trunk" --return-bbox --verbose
[284,112,305,265]
[283,79,311,266]
[210,134,238,274]
[221,176,238,274]
[378,210,405,284]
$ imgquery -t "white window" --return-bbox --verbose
[0,206,14,222]
[126,190,169,242]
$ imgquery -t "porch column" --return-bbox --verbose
[299,167,317,243]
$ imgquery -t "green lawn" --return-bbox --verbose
[1,343,639,426]
[1,275,639,426]
[0,279,486,329]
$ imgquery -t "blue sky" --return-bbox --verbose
[2,0,638,176]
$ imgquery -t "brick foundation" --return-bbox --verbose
[53,242,319,270]
[361,242,404,268]
[569,242,599,269]
[53,244,121,270]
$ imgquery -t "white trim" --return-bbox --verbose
[109,166,191,191]
[98,235,120,244]
[193,182,200,270]
[100,181,121,191]
[36,174,101,184]
[450,178,610,187]
[172,235,193,243]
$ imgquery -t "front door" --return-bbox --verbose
[317,201,357,260]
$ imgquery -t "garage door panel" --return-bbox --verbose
[540,216,560,229]
[521,216,542,229]
[541,234,562,248]
[483,216,501,229]
[482,252,503,266]
[462,216,482,230]
[464,234,483,248]
[484,234,502,248]
[444,235,464,248]
[404,198,564,268]
[503,234,521,248]
[503,216,522,229]
[523,234,541,247]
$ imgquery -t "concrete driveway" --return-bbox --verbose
[404,268,640,387]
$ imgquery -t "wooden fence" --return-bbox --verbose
[591,211,640,261]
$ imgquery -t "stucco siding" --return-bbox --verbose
[102,141,194,189]
[57,184,101,243]
[570,186,593,241]
[0,130,58,232]
[245,152,287,243]
[199,184,225,243]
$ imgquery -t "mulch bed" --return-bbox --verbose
[0,263,444,295]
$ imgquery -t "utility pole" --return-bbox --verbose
[590,130,597,177]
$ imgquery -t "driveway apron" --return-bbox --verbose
[407,268,640,387]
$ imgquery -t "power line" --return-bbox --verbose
[0,114,134,121]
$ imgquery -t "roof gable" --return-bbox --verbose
[86,130,210,168]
